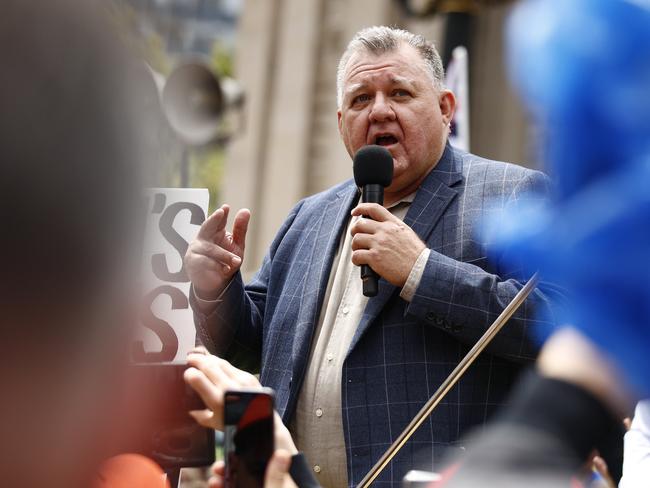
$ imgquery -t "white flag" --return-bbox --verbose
[445,46,470,152]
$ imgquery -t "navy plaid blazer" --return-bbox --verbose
[194,144,562,487]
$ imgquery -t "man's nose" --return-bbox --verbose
[368,93,395,123]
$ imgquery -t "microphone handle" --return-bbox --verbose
[360,184,384,297]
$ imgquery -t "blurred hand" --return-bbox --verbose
[184,204,250,302]
[623,417,632,431]
[184,349,259,431]
[264,450,298,488]
[537,328,634,417]
[592,455,615,487]
[207,460,225,488]
[350,203,426,287]
[207,451,297,488]
[184,349,298,453]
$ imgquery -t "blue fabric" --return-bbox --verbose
[501,0,650,396]
[193,144,563,486]
[507,0,650,201]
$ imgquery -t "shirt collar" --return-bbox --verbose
[386,190,417,210]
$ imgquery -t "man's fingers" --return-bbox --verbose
[231,208,251,250]
[188,253,221,270]
[351,249,373,267]
[197,204,230,240]
[208,462,225,488]
[351,203,395,222]
[188,409,216,428]
[187,354,237,392]
[207,477,223,488]
[211,460,225,476]
[188,352,260,391]
[264,450,293,488]
[350,217,381,236]
[191,241,242,268]
[217,359,261,388]
[216,204,230,232]
[351,233,374,251]
[189,345,210,355]
[188,253,229,276]
[184,367,225,415]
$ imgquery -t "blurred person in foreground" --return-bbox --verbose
[0,0,154,486]
[185,25,563,486]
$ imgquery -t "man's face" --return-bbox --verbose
[338,43,455,200]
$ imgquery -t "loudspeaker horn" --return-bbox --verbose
[161,62,243,146]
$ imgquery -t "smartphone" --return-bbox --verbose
[123,362,216,469]
[224,388,275,488]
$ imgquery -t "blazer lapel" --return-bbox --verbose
[347,144,463,355]
[291,183,359,381]
[403,144,463,242]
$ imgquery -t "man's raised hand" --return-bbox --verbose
[184,204,251,301]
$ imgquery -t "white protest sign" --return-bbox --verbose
[135,188,209,363]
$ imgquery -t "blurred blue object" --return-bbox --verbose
[493,0,650,394]
[507,0,650,199]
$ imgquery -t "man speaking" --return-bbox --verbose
[185,26,561,487]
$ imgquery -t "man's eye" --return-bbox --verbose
[353,94,371,104]
[392,89,411,98]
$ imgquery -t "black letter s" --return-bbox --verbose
[132,285,187,362]
[152,202,205,282]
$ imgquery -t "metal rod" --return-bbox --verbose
[180,146,189,188]
[357,273,540,488]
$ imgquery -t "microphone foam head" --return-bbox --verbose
[353,145,394,187]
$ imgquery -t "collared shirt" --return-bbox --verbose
[289,193,430,488]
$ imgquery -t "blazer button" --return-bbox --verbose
[452,325,462,333]
[426,312,436,322]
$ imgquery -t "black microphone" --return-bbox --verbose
[353,145,394,297]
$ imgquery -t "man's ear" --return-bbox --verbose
[337,109,343,136]
[439,90,456,126]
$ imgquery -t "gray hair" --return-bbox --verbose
[336,26,445,108]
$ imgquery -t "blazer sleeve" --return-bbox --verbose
[404,171,565,362]
[191,200,305,373]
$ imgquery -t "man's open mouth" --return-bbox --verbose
[375,135,398,146]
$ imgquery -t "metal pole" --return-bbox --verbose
[357,273,540,488]
[180,146,189,188]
